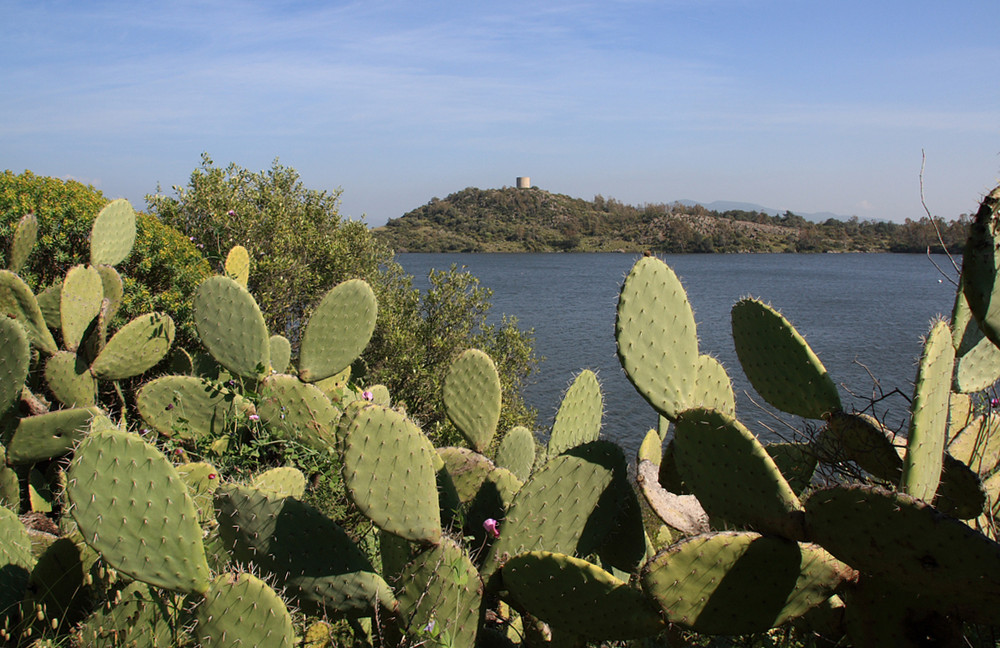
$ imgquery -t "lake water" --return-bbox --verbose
[397,252,959,457]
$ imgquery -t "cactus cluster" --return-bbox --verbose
[1,185,1000,647]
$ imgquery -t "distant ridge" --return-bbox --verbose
[676,199,847,222]
[374,186,964,254]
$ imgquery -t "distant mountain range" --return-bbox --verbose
[374,186,963,254]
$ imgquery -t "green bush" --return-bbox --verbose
[0,170,211,348]
[146,154,538,442]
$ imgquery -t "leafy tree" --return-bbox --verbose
[0,170,211,348]
[146,155,538,442]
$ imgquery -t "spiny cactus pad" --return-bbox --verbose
[438,446,494,503]
[951,277,1000,392]
[60,264,104,353]
[673,407,806,540]
[641,532,856,635]
[805,485,1000,616]
[8,213,37,274]
[66,425,210,594]
[44,350,97,407]
[948,413,1000,475]
[902,320,955,502]
[547,369,603,457]
[339,403,441,543]
[214,484,396,617]
[0,270,58,353]
[91,312,175,380]
[692,354,736,416]
[251,466,307,499]
[395,537,483,647]
[496,425,536,481]
[195,572,295,648]
[814,411,902,482]
[616,256,699,421]
[224,245,250,288]
[176,461,221,523]
[258,373,341,454]
[137,375,248,441]
[503,551,665,640]
[962,185,1000,347]
[482,450,616,579]
[95,264,124,323]
[89,199,136,267]
[0,506,34,621]
[731,298,841,420]
[0,316,30,413]
[764,442,817,497]
[194,275,270,379]
[443,348,502,453]
[269,334,291,373]
[298,278,377,383]
[7,407,101,464]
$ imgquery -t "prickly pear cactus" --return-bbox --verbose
[0,270,58,353]
[8,213,37,274]
[89,198,136,267]
[194,275,270,379]
[496,425,535,482]
[0,316,30,413]
[298,278,377,383]
[503,551,666,640]
[731,298,841,420]
[616,256,699,421]
[962,185,1000,347]
[224,245,250,288]
[65,423,211,594]
[547,369,602,457]
[443,348,502,453]
[902,320,955,502]
[641,532,856,635]
[195,572,296,648]
[90,312,175,380]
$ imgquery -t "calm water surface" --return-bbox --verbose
[397,253,957,456]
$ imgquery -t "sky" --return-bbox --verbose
[3,1,999,226]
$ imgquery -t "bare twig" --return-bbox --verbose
[920,149,961,281]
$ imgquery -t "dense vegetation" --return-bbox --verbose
[145,156,538,444]
[377,186,971,254]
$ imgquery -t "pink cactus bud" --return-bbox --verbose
[483,518,500,538]
[362,390,374,401]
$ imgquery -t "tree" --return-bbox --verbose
[146,155,538,442]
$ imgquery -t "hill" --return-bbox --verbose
[374,186,968,254]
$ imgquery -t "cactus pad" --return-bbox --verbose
[731,298,841,419]
[497,425,536,481]
[443,348,502,453]
[691,354,736,416]
[8,213,37,273]
[764,442,817,496]
[637,428,662,465]
[673,407,806,539]
[7,407,100,464]
[642,532,856,635]
[951,277,1000,392]
[195,572,295,648]
[339,403,441,543]
[298,278,377,383]
[137,375,247,441]
[215,484,396,616]
[194,275,270,379]
[269,334,291,373]
[89,199,136,266]
[224,245,250,287]
[60,264,104,352]
[902,320,955,502]
[0,506,34,621]
[616,256,699,421]
[482,450,615,578]
[962,185,1000,347]
[258,374,340,454]
[814,411,902,482]
[0,316,30,413]
[252,466,307,499]
[0,270,58,353]
[395,538,482,647]
[66,425,210,594]
[438,446,494,503]
[503,551,665,639]
[44,350,97,407]
[547,369,603,456]
[91,312,175,380]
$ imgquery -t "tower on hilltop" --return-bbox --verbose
[516,176,531,189]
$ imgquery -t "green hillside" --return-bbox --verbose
[375,186,969,254]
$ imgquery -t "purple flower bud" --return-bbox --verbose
[992,397,999,408]
[362,390,374,401]
[249,413,260,422]
[483,518,500,539]
[227,209,236,217]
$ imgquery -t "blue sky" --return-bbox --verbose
[3,1,998,225]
